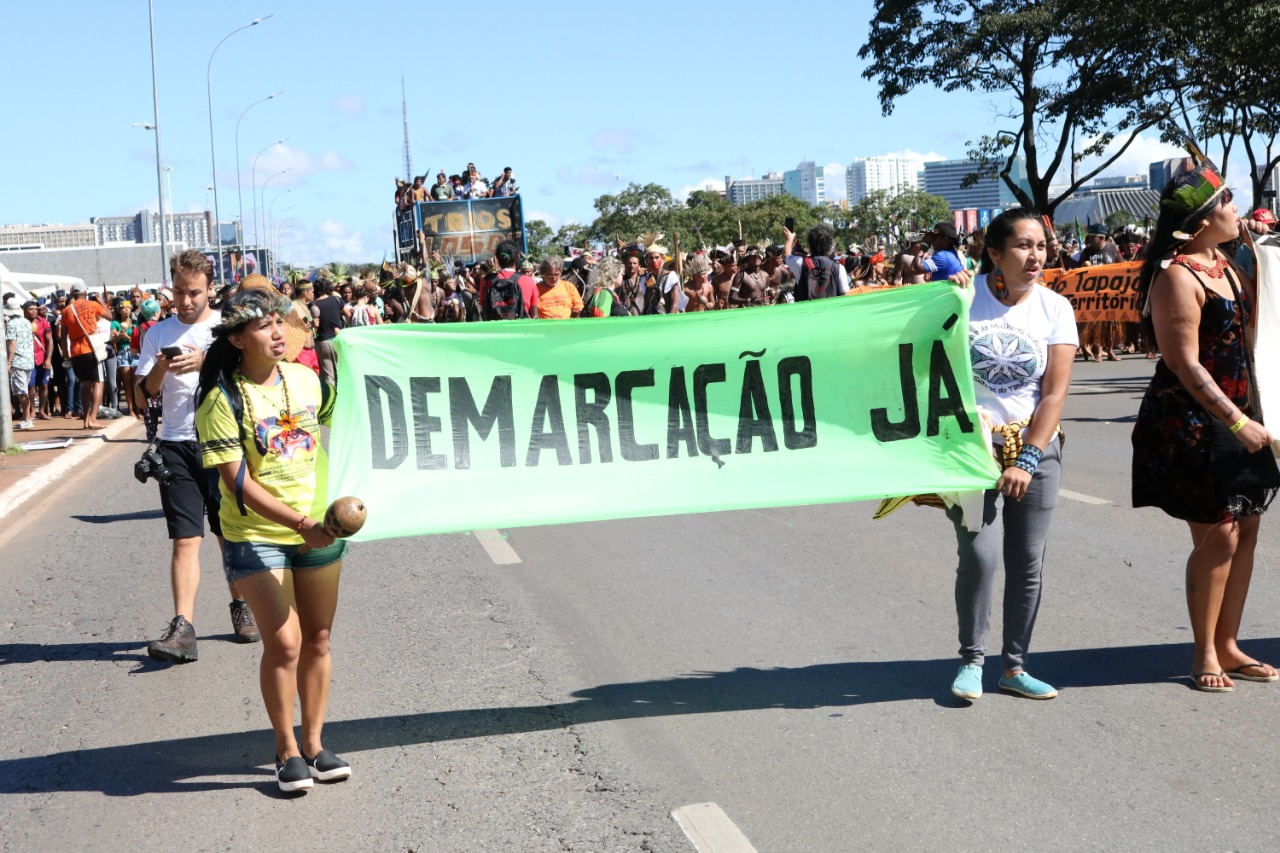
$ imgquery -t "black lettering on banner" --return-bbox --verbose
[616,369,659,461]
[409,377,447,470]
[366,375,409,469]
[926,340,975,435]
[693,364,732,458]
[736,359,779,453]
[871,344,921,441]
[574,373,613,464]
[448,376,516,469]
[666,366,699,458]
[526,375,572,467]
[777,356,817,449]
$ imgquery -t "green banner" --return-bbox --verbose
[328,283,1000,540]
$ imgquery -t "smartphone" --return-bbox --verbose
[784,216,796,232]
[160,345,183,359]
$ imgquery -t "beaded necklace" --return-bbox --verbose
[236,367,300,452]
[1172,252,1227,279]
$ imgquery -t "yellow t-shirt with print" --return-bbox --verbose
[196,361,328,544]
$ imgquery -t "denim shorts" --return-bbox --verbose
[222,539,348,583]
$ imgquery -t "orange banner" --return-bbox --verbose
[1041,261,1142,323]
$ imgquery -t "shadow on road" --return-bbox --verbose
[71,509,166,524]
[3,637,1276,797]
[0,640,150,665]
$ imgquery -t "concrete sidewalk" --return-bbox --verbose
[0,414,143,520]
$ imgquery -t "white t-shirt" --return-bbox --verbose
[968,275,1077,442]
[136,311,220,442]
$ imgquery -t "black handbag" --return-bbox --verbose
[1205,267,1280,492]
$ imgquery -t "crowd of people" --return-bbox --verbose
[3,283,178,432]
[6,156,1279,796]
[394,162,519,211]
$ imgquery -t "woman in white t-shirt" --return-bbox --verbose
[948,208,1078,703]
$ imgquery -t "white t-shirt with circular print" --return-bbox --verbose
[968,274,1078,442]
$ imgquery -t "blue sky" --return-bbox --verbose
[3,0,1185,266]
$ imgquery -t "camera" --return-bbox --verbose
[134,444,175,487]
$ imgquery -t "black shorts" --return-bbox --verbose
[156,440,223,540]
[71,353,105,383]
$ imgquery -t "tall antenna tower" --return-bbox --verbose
[401,73,413,181]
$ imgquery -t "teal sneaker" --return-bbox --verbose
[951,664,983,700]
[998,671,1058,700]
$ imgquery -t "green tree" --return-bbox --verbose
[523,219,555,263]
[846,188,952,249]
[587,182,682,244]
[551,222,593,256]
[1174,3,1280,210]
[859,0,1175,216]
[1104,210,1137,231]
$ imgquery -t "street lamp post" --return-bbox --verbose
[273,217,296,280]
[145,0,169,287]
[162,165,175,244]
[251,138,286,247]
[256,168,290,252]
[206,14,272,284]
[234,91,282,278]
[266,191,293,278]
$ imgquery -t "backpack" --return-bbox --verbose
[797,256,839,301]
[484,271,528,320]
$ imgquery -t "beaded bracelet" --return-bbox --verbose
[1013,443,1044,475]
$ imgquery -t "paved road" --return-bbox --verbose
[4,356,1280,851]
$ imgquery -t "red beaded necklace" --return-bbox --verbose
[1172,253,1227,279]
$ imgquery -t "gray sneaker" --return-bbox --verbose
[148,615,198,663]
[229,600,261,643]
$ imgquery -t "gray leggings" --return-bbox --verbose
[946,440,1061,671]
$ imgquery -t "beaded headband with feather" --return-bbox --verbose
[214,291,293,335]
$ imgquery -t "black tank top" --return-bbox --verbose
[313,295,344,341]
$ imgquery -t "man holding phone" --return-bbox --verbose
[135,250,259,662]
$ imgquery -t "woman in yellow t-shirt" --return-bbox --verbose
[194,288,349,794]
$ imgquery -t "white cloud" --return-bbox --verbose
[675,177,723,201]
[555,164,623,187]
[331,94,366,118]
[526,209,568,230]
[823,162,847,201]
[591,127,652,156]
[1078,132,1185,181]
[317,218,366,258]
[880,148,949,165]
[246,143,354,187]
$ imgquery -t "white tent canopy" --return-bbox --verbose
[0,261,87,302]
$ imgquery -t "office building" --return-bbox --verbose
[93,210,214,247]
[783,161,825,206]
[922,158,1029,210]
[0,223,97,250]
[845,156,920,204]
[725,172,785,206]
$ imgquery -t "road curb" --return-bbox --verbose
[0,416,141,521]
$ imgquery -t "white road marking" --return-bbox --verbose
[1059,488,1112,505]
[473,529,522,564]
[673,803,758,853]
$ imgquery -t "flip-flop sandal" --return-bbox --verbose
[1226,662,1279,683]
[1190,671,1234,692]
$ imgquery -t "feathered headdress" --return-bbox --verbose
[1161,126,1229,242]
